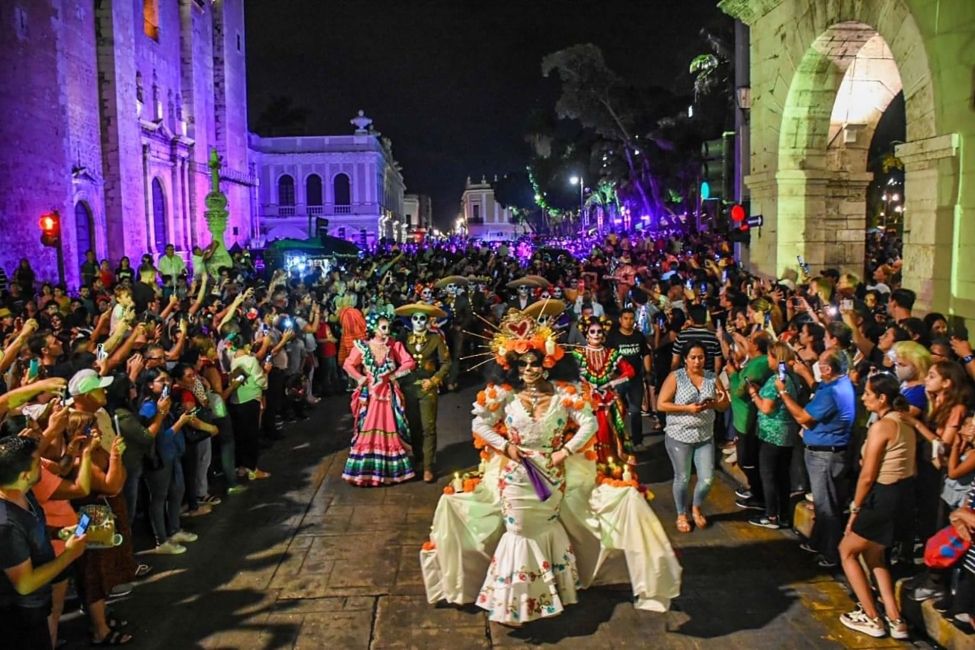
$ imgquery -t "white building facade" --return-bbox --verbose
[250,112,407,246]
[461,176,520,241]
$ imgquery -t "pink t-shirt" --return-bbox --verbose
[34,458,78,554]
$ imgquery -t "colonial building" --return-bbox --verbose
[251,111,407,247]
[0,0,257,287]
[720,0,975,320]
[461,176,520,241]
[403,193,433,230]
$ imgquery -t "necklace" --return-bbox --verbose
[524,384,543,416]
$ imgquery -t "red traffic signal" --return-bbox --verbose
[39,211,61,247]
[730,203,746,223]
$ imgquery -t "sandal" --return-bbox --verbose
[134,563,152,578]
[692,510,708,529]
[91,629,133,646]
[676,515,692,533]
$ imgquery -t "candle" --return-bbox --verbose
[622,466,632,483]
[478,458,486,476]
[452,472,464,493]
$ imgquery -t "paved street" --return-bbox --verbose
[61,386,921,649]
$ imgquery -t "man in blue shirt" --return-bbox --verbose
[777,349,857,568]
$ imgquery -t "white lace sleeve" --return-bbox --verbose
[559,383,598,455]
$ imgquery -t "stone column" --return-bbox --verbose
[896,134,960,314]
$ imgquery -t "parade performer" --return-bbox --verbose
[419,301,681,625]
[571,315,636,465]
[341,309,416,486]
[395,302,451,483]
[435,275,471,391]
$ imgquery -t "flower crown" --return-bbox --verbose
[578,314,612,332]
[365,307,394,333]
[489,308,565,370]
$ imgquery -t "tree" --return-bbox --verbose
[541,44,684,229]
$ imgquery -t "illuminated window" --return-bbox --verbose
[333,173,351,205]
[143,0,159,41]
[278,175,295,206]
[151,178,168,252]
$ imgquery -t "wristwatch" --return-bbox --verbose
[962,354,975,365]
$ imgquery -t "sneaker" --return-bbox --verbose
[885,616,909,640]
[955,612,972,625]
[154,541,187,555]
[909,583,945,602]
[107,583,134,600]
[735,487,753,500]
[748,516,781,530]
[724,451,737,464]
[799,542,817,554]
[248,469,271,480]
[183,505,212,518]
[816,555,838,569]
[170,530,198,544]
[226,485,248,495]
[735,498,764,511]
[840,606,886,638]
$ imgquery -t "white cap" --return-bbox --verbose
[68,369,114,397]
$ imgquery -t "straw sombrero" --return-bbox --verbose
[434,275,470,289]
[394,302,448,319]
[520,299,567,321]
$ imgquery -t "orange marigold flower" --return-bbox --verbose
[553,347,565,361]
[443,485,455,495]
[565,385,577,395]
[488,401,501,412]
[476,391,487,406]
[542,356,556,369]
[421,540,436,551]
[472,434,486,449]
[513,340,531,354]
[487,387,497,399]
[501,383,512,391]
[562,398,573,408]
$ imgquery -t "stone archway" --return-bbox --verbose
[721,0,968,316]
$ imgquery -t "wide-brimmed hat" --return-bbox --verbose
[394,302,447,319]
[520,299,566,321]
[524,275,551,288]
[506,277,546,290]
[434,275,469,289]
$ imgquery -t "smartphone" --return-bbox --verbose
[685,279,693,290]
[27,358,40,380]
[778,361,788,382]
[840,298,853,312]
[161,384,170,399]
[797,255,811,276]
[264,353,273,365]
[826,305,839,317]
[75,513,91,537]
[722,269,728,283]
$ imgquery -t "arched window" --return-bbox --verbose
[151,178,168,252]
[278,174,295,216]
[306,174,323,205]
[278,174,295,205]
[74,201,94,258]
[333,173,351,206]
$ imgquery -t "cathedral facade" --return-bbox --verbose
[0,0,257,287]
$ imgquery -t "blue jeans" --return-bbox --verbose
[804,448,850,564]
[665,436,715,515]
[122,461,143,527]
[144,456,185,545]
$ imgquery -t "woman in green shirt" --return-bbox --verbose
[746,342,800,529]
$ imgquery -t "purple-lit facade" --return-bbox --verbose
[0,0,258,288]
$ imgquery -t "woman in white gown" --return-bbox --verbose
[472,351,596,623]
[420,301,682,626]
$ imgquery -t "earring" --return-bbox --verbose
[542,370,549,379]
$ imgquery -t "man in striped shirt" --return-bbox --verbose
[671,304,723,373]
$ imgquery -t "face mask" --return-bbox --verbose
[411,313,428,333]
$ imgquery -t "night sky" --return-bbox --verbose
[245,0,727,226]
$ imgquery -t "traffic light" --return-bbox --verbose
[727,202,763,245]
[39,211,61,247]
[701,131,734,201]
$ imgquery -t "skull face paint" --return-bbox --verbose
[373,319,391,340]
[411,312,429,333]
[445,283,458,297]
[516,353,544,386]
[420,288,433,302]
[552,288,563,299]
[586,324,605,348]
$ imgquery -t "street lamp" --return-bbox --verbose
[570,176,585,229]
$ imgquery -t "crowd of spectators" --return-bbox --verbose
[1,226,973,646]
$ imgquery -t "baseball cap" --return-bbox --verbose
[68,368,114,397]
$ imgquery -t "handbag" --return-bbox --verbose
[923,523,971,569]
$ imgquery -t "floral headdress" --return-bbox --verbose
[578,314,612,333]
[488,304,566,370]
[365,307,394,334]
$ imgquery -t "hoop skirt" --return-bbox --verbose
[421,383,682,625]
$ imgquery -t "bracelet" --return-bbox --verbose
[963,354,975,365]
[850,504,861,514]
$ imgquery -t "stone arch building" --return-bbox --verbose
[721,0,974,319]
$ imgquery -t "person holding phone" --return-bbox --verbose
[0,436,87,649]
[658,343,730,533]
[746,342,801,529]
